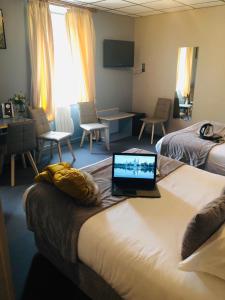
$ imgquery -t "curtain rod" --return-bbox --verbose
[47,0,97,12]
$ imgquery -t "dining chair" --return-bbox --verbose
[78,102,109,153]
[138,98,171,144]
[28,107,76,163]
[7,120,39,187]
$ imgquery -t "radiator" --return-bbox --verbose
[55,106,74,134]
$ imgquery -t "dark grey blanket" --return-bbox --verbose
[161,121,225,167]
[25,148,183,263]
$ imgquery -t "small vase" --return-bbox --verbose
[19,104,25,112]
[15,104,25,117]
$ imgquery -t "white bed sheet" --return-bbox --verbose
[156,137,225,176]
[78,165,225,300]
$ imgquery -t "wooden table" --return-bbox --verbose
[98,112,135,142]
[0,117,31,129]
[98,112,135,122]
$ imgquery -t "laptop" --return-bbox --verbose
[111,153,161,198]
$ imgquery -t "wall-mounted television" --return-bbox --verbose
[103,39,134,68]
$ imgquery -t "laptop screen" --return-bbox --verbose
[112,153,157,181]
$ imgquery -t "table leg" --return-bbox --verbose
[57,142,62,162]
[11,154,15,187]
[89,132,93,153]
[151,124,155,144]
[104,127,110,151]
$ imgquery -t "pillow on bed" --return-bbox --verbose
[179,223,225,281]
[181,195,225,260]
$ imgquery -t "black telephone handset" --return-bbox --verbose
[199,123,222,142]
[199,123,214,139]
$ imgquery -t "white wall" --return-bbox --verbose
[133,6,225,131]
[94,11,134,112]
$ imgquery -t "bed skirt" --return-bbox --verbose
[35,234,122,300]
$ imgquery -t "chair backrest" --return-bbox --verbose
[78,102,98,124]
[28,107,51,136]
[0,133,7,155]
[55,107,74,134]
[154,98,171,121]
[7,120,36,154]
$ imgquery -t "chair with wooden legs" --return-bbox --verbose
[138,98,171,144]
[28,107,76,163]
[6,120,39,187]
[0,133,31,176]
[78,102,109,153]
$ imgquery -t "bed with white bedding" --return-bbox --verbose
[78,165,225,300]
[156,121,225,175]
[24,151,225,300]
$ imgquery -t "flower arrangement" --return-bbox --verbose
[10,92,26,105]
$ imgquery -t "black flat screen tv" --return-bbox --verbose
[103,39,134,68]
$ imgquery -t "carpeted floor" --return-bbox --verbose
[0,135,157,300]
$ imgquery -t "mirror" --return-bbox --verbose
[173,47,199,120]
[0,9,6,49]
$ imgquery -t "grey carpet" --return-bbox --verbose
[0,136,157,300]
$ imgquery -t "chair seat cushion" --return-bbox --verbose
[141,118,166,124]
[80,123,108,131]
[39,131,71,142]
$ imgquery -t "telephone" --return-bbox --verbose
[199,123,222,141]
[199,123,214,138]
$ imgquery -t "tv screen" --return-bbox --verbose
[103,39,134,68]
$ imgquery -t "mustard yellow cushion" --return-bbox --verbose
[53,168,90,200]
[35,162,100,206]
[35,162,71,183]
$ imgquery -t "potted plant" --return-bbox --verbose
[10,92,26,115]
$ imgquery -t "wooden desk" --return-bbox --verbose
[98,112,135,122]
[98,112,135,141]
[0,117,31,129]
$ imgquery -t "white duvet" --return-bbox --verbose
[156,137,225,176]
[78,165,225,300]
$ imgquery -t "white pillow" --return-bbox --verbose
[179,223,225,281]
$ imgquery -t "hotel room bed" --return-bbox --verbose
[156,121,225,176]
[24,149,225,300]
[156,136,225,175]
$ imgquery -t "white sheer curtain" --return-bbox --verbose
[50,5,95,107]
[65,7,96,102]
[50,5,95,133]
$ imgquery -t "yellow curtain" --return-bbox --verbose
[65,7,96,102]
[176,48,182,92]
[27,0,54,120]
[176,47,193,98]
[183,47,193,98]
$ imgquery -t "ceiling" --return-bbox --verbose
[66,0,225,17]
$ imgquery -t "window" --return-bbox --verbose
[50,5,86,108]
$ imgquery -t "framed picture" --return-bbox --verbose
[0,9,6,49]
[2,102,14,118]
